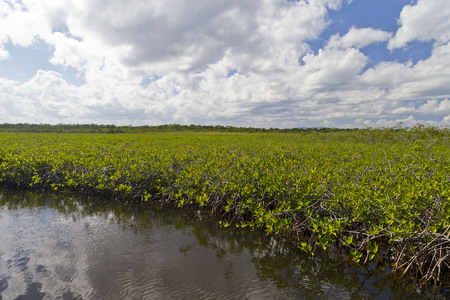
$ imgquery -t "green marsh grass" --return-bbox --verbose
[0,127,448,285]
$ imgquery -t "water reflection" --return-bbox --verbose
[0,191,444,299]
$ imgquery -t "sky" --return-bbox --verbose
[0,0,449,128]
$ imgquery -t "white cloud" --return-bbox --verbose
[0,0,358,127]
[56,0,333,76]
[328,27,392,50]
[442,115,450,126]
[0,0,54,47]
[299,47,368,91]
[389,0,450,49]
[47,33,86,71]
[360,115,442,128]
[294,26,391,94]
[417,99,450,114]
[0,45,9,60]
[0,0,449,128]
[361,42,450,101]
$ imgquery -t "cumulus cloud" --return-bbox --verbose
[417,99,450,114]
[299,47,367,91]
[296,27,391,94]
[80,0,254,72]
[361,42,450,101]
[389,0,450,49]
[0,0,53,47]
[0,0,449,128]
[328,27,392,50]
[61,0,334,75]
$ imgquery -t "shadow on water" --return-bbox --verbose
[0,190,447,299]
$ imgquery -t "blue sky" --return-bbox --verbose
[313,0,434,67]
[0,0,449,128]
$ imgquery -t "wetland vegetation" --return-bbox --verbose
[0,124,448,294]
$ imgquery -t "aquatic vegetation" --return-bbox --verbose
[0,127,448,285]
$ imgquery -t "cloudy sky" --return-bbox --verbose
[0,0,449,128]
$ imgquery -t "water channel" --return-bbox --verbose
[0,190,444,299]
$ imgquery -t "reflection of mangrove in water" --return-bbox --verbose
[0,190,445,299]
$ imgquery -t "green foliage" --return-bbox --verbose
[0,122,355,134]
[0,126,448,282]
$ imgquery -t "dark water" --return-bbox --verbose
[0,191,443,299]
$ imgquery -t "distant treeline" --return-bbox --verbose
[0,123,356,133]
